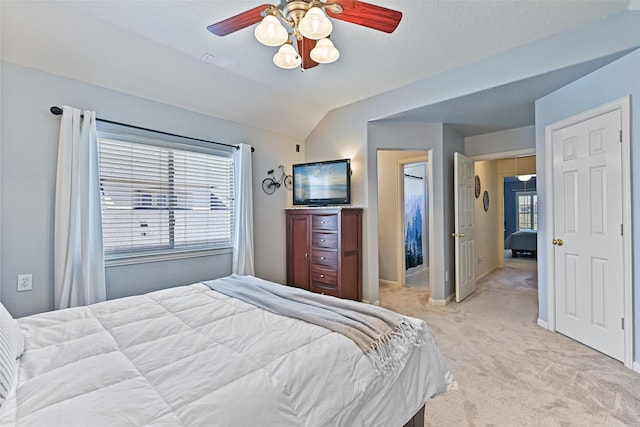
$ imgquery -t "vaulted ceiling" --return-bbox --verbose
[1,1,634,139]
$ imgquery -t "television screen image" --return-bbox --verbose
[293,159,351,206]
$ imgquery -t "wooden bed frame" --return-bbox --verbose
[403,405,425,427]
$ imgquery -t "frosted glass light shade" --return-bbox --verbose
[310,38,340,64]
[298,7,332,40]
[255,15,288,46]
[517,174,534,182]
[273,43,301,69]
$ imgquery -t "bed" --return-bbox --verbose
[0,275,451,426]
[504,229,538,257]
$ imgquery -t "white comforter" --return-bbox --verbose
[0,281,450,426]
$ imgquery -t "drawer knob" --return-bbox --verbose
[321,239,325,242]
[320,274,324,278]
[321,256,325,260]
[321,221,326,224]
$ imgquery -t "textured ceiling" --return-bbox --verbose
[0,1,632,139]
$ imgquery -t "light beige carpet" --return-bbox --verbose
[380,258,640,426]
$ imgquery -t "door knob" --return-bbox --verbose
[451,233,465,238]
[552,239,563,246]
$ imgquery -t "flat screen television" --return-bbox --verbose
[292,159,351,206]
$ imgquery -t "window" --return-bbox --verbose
[516,192,537,231]
[97,134,234,260]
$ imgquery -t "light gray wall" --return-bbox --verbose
[534,47,640,364]
[367,123,461,302]
[305,11,640,305]
[0,61,304,317]
[368,122,445,302]
[465,126,535,159]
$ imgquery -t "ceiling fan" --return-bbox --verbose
[207,0,402,70]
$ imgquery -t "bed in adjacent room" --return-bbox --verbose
[504,229,538,257]
[0,275,451,427]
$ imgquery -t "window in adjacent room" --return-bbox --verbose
[516,191,537,231]
[97,132,234,262]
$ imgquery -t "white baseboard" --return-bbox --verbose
[429,294,454,306]
[633,361,640,374]
[378,279,398,287]
[476,267,498,282]
[537,318,549,329]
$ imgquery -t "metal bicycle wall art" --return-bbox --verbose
[262,165,293,194]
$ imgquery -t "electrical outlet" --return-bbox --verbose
[17,274,32,292]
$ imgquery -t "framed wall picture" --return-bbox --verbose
[483,190,490,212]
[474,175,481,198]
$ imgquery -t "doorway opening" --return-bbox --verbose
[496,155,537,270]
[503,174,538,264]
[376,150,431,293]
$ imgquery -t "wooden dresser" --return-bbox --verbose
[285,208,362,300]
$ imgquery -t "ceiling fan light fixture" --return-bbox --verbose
[298,7,332,40]
[254,15,288,46]
[310,38,340,64]
[273,43,302,69]
[207,1,403,71]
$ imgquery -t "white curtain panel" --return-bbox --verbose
[54,106,106,309]
[232,143,255,275]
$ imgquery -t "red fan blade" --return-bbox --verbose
[326,0,402,33]
[207,4,271,36]
[297,37,319,70]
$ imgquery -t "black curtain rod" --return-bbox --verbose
[49,106,254,152]
[404,173,424,180]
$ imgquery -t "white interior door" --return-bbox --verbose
[552,109,625,361]
[454,152,476,302]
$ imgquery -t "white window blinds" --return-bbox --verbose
[97,136,234,258]
[516,192,538,231]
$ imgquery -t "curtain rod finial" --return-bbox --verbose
[50,106,63,115]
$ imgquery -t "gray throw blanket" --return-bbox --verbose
[203,274,424,374]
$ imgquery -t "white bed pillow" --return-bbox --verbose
[0,302,24,406]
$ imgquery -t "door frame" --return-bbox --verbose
[396,155,433,291]
[493,151,536,269]
[544,96,633,368]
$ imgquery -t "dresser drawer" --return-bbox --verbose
[312,249,338,268]
[310,283,338,297]
[312,232,338,249]
[312,214,338,231]
[311,267,337,287]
